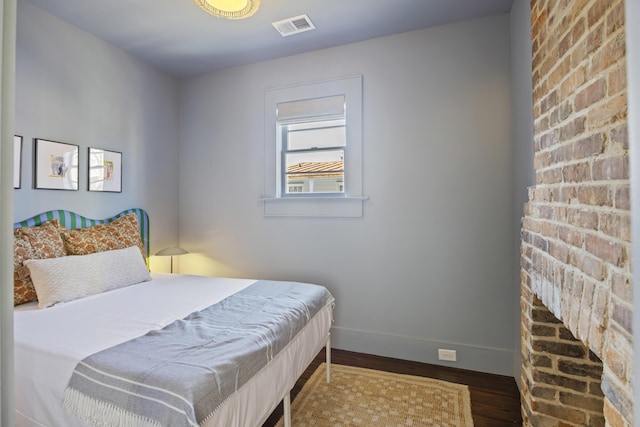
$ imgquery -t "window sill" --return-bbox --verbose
[259,196,368,218]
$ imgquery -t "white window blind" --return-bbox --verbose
[277,95,345,122]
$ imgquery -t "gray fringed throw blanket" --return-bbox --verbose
[63,280,334,427]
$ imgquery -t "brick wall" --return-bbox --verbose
[520,0,631,426]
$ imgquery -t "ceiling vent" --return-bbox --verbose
[272,14,315,37]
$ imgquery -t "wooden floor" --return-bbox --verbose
[262,348,523,426]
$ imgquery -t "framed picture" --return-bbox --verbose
[34,138,79,190]
[88,147,122,192]
[14,135,22,189]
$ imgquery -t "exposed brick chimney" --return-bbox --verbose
[520,0,631,426]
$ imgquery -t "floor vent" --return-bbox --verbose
[272,14,315,37]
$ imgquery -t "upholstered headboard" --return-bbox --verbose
[13,208,150,259]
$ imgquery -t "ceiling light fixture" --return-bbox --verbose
[194,0,260,20]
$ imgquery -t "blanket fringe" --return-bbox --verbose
[64,387,162,427]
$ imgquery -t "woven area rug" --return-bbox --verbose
[276,363,474,427]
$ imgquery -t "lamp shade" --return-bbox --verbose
[155,247,189,256]
[194,0,260,19]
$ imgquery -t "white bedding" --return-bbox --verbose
[14,273,332,427]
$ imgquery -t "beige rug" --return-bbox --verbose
[276,363,474,427]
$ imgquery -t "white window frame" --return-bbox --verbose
[262,75,366,217]
[280,117,345,197]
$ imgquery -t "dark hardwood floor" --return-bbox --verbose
[263,348,523,426]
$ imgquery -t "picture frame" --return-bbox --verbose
[14,135,22,189]
[88,147,122,193]
[34,138,79,191]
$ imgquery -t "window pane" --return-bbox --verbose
[287,122,345,151]
[287,119,344,131]
[285,149,344,194]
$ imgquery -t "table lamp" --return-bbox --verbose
[155,247,189,273]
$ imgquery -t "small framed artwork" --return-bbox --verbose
[14,135,22,189]
[88,147,122,192]
[34,138,79,190]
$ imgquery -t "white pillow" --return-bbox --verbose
[24,246,151,308]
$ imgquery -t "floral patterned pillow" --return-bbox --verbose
[59,213,146,263]
[14,219,67,306]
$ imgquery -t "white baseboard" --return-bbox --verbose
[331,326,515,377]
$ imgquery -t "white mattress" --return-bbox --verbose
[14,273,332,427]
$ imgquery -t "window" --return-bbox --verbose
[278,98,345,196]
[263,76,365,217]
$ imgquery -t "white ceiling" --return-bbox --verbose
[22,0,515,77]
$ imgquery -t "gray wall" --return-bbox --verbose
[1,2,18,425]
[179,14,516,375]
[14,1,180,255]
[509,0,535,387]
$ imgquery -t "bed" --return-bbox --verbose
[12,208,334,427]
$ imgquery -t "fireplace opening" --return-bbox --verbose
[521,295,605,426]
